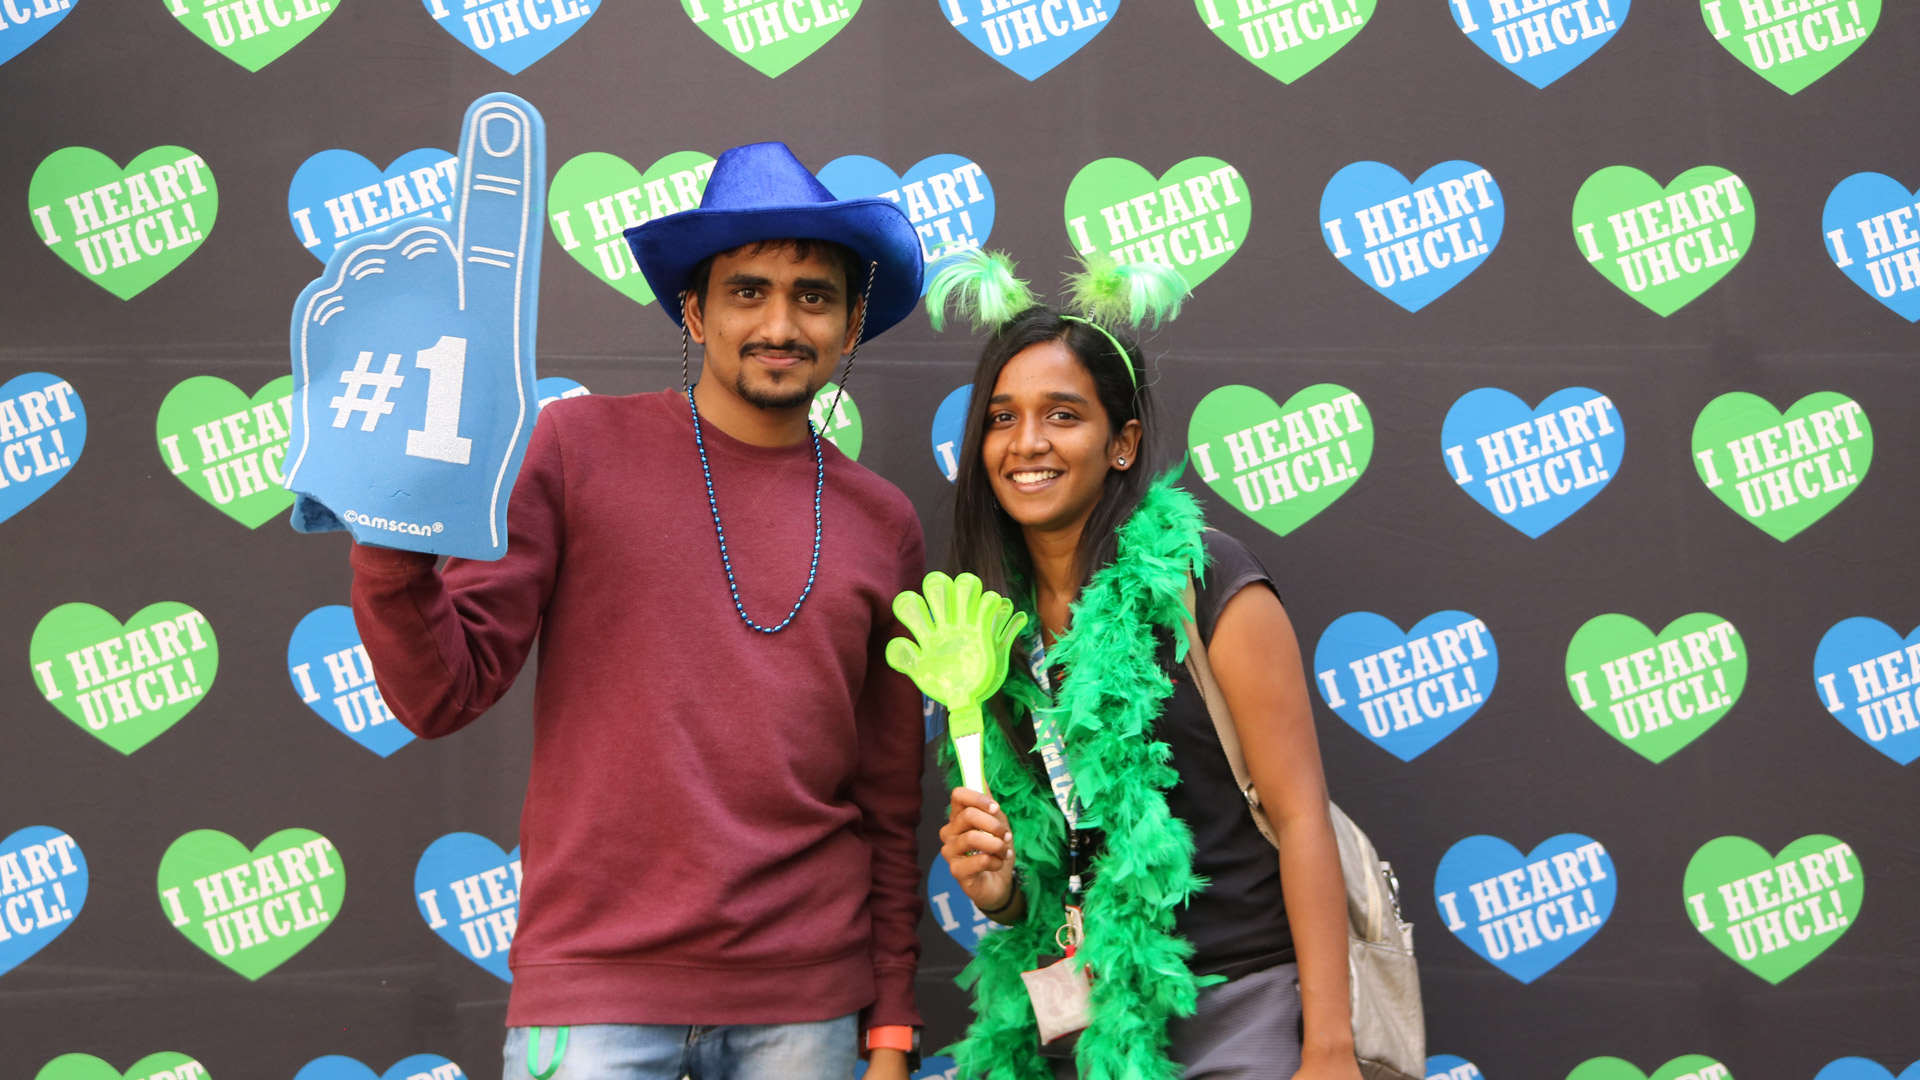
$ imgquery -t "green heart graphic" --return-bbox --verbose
[547,151,715,306]
[1188,383,1372,536]
[155,375,294,529]
[1567,1055,1736,1080]
[157,828,346,980]
[1692,391,1871,541]
[1684,834,1863,984]
[35,1052,209,1080]
[680,0,861,77]
[1194,0,1374,83]
[29,147,218,301]
[1571,166,1753,316]
[30,602,219,755]
[1700,0,1878,94]
[1565,613,1748,764]
[163,0,341,71]
[1066,157,1252,291]
[810,381,862,460]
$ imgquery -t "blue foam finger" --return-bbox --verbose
[285,93,545,560]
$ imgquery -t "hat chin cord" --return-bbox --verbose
[678,259,878,435]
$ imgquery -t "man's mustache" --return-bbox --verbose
[740,340,819,362]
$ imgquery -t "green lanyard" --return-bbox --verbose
[527,1026,569,1080]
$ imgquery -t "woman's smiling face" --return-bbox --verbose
[982,337,1139,536]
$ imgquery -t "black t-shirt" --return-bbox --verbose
[1155,529,1294,979]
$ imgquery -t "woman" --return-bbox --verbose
[934,272,1363,1080]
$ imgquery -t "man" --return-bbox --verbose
[350,142,928,1080]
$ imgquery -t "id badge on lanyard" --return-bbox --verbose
[1023,633,1094,1049]
[1025,637,1089,940]
[1025,633,1082,833]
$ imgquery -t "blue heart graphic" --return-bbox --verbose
[1445,0,1627,88]
[0,826,87,977]
[1426,1055,1486,1080]
[1813,618,1920,765]
[287,605,415,758]
[1433,833,1615,984]
[0,0,79,67]
[1814,1059,1920,1080]
[0,372,85,526]
[1320,161,1504,312]
[929,384,972,483]
[1822,173,1920,322]
[1313,611,1498,761]
[286,94,544,561]
[419,0,595,74]
[414,832,519,982]
[937,0,1119,80]
[817,155,996,295]
[295,1055,468,1080]
[536,376,588,410]
[927,857,998,955]
[288,149,457,264]
[1441,387,1623,537]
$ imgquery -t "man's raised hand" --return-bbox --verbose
[284,93,545,560]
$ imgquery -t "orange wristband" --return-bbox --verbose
[864,1025,915,1053]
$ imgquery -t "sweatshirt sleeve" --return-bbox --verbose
[349,410,565,739]
[851,510,929,1030]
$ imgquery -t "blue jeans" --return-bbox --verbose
[503,1016,858,1080]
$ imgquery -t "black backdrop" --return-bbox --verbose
[2,2,1917,1078]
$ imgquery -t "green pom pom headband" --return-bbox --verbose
[926,249,1191,388]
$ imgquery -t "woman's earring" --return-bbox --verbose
[1116,457,1127,467]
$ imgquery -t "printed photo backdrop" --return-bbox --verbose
[2,3,1917,1079]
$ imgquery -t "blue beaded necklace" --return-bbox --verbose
[687,385,824,634]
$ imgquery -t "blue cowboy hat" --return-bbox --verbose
[625,142,923,343]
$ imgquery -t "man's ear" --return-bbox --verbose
[684,289,707,345]
[841,291,866,357]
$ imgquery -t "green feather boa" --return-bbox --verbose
[947,472,1215,1080]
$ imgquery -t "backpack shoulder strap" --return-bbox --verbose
[1181,576,1280,850]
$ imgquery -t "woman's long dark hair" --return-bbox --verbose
[948,307,1164,608]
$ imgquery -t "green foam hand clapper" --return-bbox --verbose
[886,572,1026,796]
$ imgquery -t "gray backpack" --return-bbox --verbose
[1181,583,1426,1080]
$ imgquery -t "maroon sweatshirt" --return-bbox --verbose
[350,389,926,1028]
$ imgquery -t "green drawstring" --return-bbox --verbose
[527,1025,569,1080]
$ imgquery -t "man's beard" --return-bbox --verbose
[735,342,821,411]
